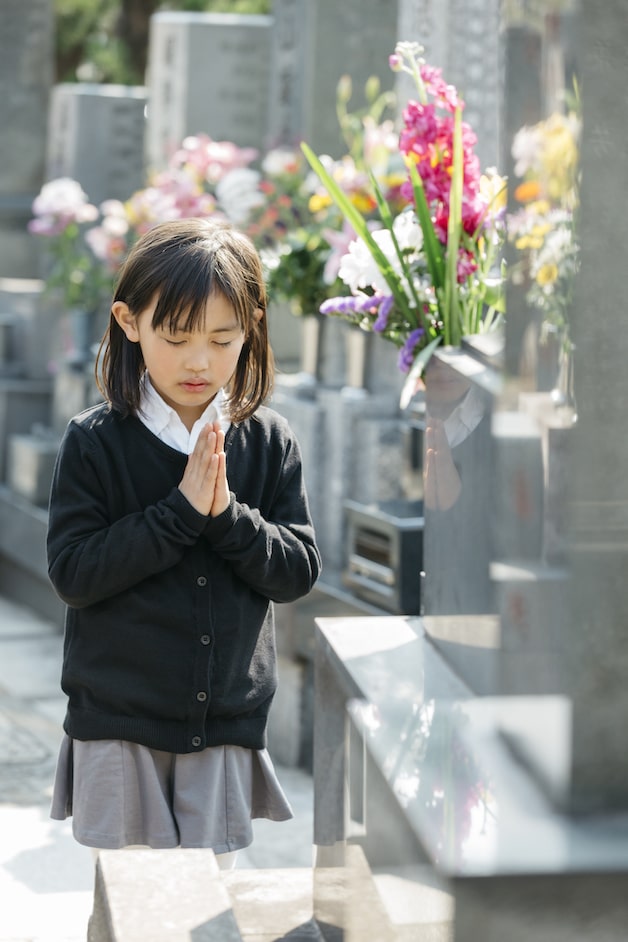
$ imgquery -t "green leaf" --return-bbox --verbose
[368,169,424,317]
[301,142,417,323]
[408,162,445,295]
[482,281,506,313]
[444,107,463,345]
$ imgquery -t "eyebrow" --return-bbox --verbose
[163,322,241,335]
[210,323,241,334]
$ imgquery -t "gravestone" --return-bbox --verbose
[396,0,502,171]
[0,0,53,277]
[146,12,272,170]
[46,83,148,205]
[267,0,398,157]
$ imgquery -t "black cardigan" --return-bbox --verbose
[47,402,322,753]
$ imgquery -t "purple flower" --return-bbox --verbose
[320,295,362,316]
[398,328,425,372]
[373,294,394,332]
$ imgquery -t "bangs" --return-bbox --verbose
[147,243,246,334]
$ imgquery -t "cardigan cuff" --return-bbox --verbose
[203,493,237,542]
[169,487,210,533]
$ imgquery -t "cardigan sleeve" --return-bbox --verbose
[47,422,208,609]
[203,430,322,604]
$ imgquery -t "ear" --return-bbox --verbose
[112,301,140,343]
[252,307,264,324]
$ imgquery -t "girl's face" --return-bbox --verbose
[113,292,248,430]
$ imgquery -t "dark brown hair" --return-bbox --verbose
[96,218,274,423]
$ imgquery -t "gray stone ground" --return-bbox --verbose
[0,595,314,942]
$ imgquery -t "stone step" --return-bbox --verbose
[345,844,454,942]
[89,849,243,942]
[89,850,324,942]
[222,867,324,941]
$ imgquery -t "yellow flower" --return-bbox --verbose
[516,234,544,251]
[531,223,552,238]
[480,171,507,211]
[536,263,559,286]
[351,192,376,213]
[308,192,332,213]
[528,199,551,215]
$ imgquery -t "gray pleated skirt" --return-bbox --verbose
[50,735,293,853]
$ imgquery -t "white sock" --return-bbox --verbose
[215,850,238,870]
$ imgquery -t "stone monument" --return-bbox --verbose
[46,83,148,205]
[267,0,399,157]
[396,0,502,171]
[146,12,272,170]
[0,0,53,278]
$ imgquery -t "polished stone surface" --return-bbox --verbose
[311,613,628,883]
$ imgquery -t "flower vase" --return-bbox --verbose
[300,314,346,386]
[550,342,577,422]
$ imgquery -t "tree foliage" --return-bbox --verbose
[54,0,271,85]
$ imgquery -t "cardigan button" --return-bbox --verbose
[197,576,207,587]
[196,691,208,702]
[192,736,202,747]
[200,635,211,645]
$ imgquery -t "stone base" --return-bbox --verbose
[90,849,323,942]
[89,849,241,942]
[8,431,59,507]
[0,484,63,627]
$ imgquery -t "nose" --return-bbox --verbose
[184,341,210,373]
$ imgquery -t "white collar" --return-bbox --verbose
[138,373,230,454]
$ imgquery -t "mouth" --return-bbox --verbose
[180,380,210,393]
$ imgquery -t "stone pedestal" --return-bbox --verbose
[7,431,59,508]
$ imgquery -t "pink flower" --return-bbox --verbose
[170,134,258,185]
[419,64,461,112]
[400,102,439,156]
[29,177,99,235]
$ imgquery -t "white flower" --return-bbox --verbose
[261,148,300,176]
[215,168,264,224]
[338,210,424,296]
[32,177,98,223]
[339,237,382,292]
[511,124,543,178]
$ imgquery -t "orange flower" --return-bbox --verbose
[514,180,542,203]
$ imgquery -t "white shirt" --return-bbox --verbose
[138,373,231,454]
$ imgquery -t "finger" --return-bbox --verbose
[210,451,230,517]
[214,426,225,455]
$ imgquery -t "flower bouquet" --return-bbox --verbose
[248,75,406,317]
[301,41,507,403]
[28,177,109,313]
[508,97,581,354]
[83,133,262,276]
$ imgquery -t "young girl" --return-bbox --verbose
[47,218,322,864]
